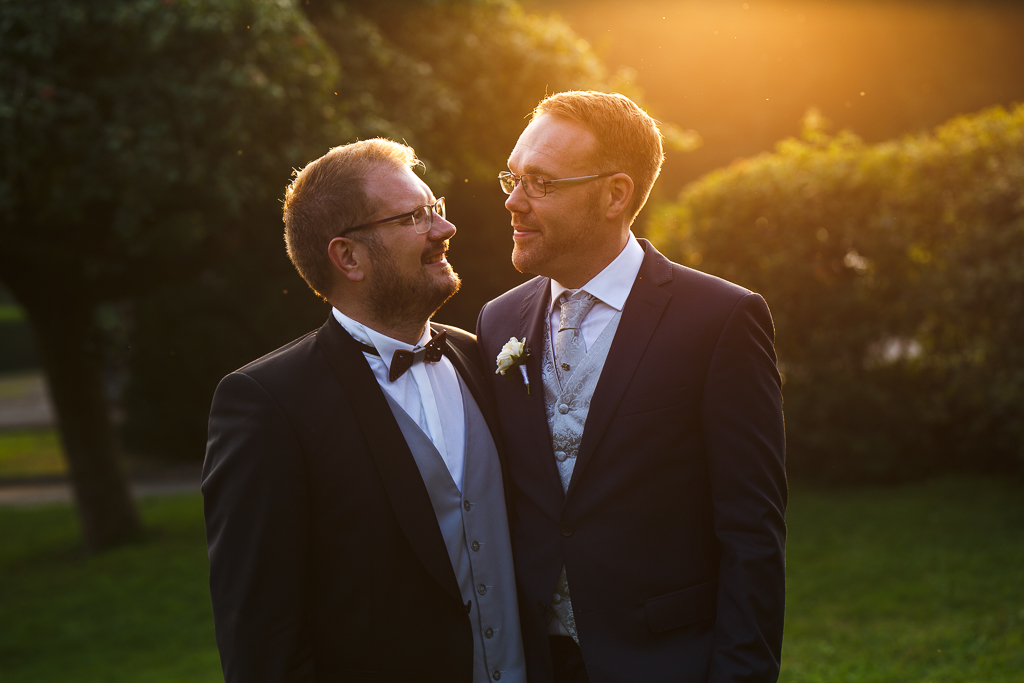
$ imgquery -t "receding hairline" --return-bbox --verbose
[507,112,604,175]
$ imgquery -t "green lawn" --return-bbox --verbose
[0,495,220,682]
[782,477,1024,682]
[0,429,66,478]
[0,478,1022,681]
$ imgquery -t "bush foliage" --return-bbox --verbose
[648,104,1024,483]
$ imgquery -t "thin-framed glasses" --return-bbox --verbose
[498,171,621,198]
[337,197,446,237]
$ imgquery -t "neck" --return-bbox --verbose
[555,230,629,289]
[369,319,430,346]
[331,300,428,346]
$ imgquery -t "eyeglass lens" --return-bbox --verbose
[499,173,547,198]
[412,198,446,234]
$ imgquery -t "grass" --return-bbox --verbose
[0,429,66,478]
[0,478,1022,681]
[781,477,1024,682]
[0,495,221,682]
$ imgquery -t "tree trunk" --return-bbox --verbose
[27,302,141,551]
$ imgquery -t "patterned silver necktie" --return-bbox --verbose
[549,289,596,644]
[554,290,597,386]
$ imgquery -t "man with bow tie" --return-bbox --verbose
[477,92,787,682]
[203,139,526,683]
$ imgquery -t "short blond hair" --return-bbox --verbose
[533,91,664,224]
[283,139,420,298]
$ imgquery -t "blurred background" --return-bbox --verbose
[1,0,1022,680]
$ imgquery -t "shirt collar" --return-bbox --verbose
[550,231,645,313]
[332,308,431,373]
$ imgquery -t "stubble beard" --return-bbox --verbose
[511,192,600,278]
[363,236,461,330]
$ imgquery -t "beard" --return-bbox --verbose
[361,234,461,330]
[511,185,602,277]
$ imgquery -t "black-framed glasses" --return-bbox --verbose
[498,171,621,198]
[337,197,446,237]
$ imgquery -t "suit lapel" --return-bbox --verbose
[514,278,564,496]
[567,241,674,500]
[316,315,462,603]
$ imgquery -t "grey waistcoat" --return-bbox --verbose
[543,309,622,492]
[542,308,622,639]
[383,375,526,683]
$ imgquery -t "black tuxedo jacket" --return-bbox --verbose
[476,240,787,683]
[202,316,504,682]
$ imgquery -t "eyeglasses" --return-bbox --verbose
[498,171,621,199]
[338,197,446,237]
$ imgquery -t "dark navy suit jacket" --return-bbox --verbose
[476,240,787,683]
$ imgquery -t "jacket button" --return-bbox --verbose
[484,627,494,638]
[560,523,574,537]
[477,584,488,595]
[471,540,480,551]
[464,500,471,511]
[492,672,501,681]
[535,601,546,615]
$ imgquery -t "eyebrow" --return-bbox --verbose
[513,163,553,177]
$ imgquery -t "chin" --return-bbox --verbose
[512,245,545,276]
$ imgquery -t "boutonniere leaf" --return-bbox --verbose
[495,336,531,394]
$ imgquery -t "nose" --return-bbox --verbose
[504,180,530,214]
[430,213,456,241]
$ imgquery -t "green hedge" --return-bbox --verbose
[648,104,1024,483]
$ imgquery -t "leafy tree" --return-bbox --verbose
[648,104,1024,483]
[0,0,345,549]
[120,0,613,461]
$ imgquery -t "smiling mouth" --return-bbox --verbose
[512,226,538,240]
[423,251,447,265]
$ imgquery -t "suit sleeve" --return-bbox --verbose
[202,371,314,682]
[702,293,787,683]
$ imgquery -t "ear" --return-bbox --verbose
[328,237,366,283]
[604,173,634,221]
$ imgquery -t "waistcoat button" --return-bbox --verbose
[554,450,567,462]
[552,593,562,604]
[557,403,569,414]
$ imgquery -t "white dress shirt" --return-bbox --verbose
[548,231,645,352]
[332,309,467,491]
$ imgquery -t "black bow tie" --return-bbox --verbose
[356,330,448,382]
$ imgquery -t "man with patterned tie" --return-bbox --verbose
[477,92,787,682]
[203,139,526,682]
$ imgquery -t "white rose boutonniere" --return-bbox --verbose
[495,336,531,394]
